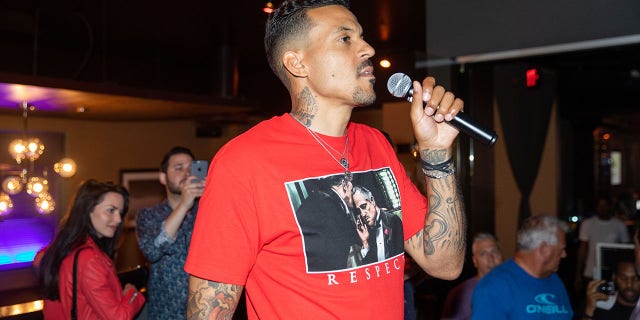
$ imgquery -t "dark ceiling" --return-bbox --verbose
[539,43,640,130]
[0,0,424,120]
[0,0,638,127]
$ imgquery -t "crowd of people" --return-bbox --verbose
[36,169,640,319]
[31,0,640,319]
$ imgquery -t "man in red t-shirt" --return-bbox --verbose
[185,0,466,318]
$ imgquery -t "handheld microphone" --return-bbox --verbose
[387,73,498,146]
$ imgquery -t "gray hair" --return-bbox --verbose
[473,233,497,244]
[352,185,373,201]
[472,233,501,253]
[517,215,568,251]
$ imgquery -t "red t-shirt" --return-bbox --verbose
[185,114,427,319]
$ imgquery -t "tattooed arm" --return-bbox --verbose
[187,275,244,320]
[403,77,466,280]
[404,148,465,279]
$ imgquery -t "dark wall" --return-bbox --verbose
[426,0,640,59]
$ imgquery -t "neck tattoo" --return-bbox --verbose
[291,114,352,181]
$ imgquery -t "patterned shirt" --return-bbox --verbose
[136,199,197,320]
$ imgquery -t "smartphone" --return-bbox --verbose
[597,281,616,295]
[190,160,209,182]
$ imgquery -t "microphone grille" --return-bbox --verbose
[387,73,412,98]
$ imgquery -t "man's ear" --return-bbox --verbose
[283,50,307,78]
[538,242,551,257]
[471,254,479,269]
[159,172,167,186]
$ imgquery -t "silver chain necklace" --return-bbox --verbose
[295,117,352,180]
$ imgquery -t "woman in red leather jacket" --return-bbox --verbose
[38,179,145,319]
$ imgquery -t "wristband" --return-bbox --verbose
[421,157,455,179]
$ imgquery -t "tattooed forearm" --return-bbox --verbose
[187,276,243,320]
[290,87,318,127]
[403,154,465,279]
[422,175,466,256]
[423,216,446,255]
[420,148,450,165]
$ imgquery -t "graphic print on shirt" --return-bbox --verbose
[526,293,571,315]
[287,168,404,273]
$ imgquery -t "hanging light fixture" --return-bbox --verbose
[1,101,75,215]
[8,139,27,164]
[35,192,55,214]
[54,158,77,178]
[2,176,23,195]
[0,192,13,216]
[25,138,45,161]
[26,176,48,198]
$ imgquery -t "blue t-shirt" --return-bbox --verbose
[471,259,573,319]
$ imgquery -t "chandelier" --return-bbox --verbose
[0,102,77,216]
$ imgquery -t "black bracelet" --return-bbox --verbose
[421,157,455,179]
[421,157,453,171]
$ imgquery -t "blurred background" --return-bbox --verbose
[0,0,639,318]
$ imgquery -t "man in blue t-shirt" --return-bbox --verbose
[471,215,573,319]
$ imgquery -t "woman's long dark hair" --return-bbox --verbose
[38,179,129,300]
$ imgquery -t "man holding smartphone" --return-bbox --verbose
[136,146,206,320]
[580,258,640,319]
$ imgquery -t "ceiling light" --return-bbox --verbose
[54,158,77,178]
[379,59,391,68]
[2,176,23,195]
[35,192,55,214]
[8,139,27,164]
[0,193,13,216]
[1,102,77,215]
[263,1,274,14]
[25,138,45,161]
[26,177,48,198]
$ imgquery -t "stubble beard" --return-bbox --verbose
[353,79,377,106]
[621,289,640,304]
[167,180,183,196]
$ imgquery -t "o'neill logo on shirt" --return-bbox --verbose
[526,293,570,315]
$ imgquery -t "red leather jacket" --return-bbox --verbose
[43,238,145,319]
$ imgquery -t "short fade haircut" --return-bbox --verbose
[264,0,350,89]
[160,146,195,173]
[517,215,568,251]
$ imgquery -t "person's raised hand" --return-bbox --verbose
[409,77,463,155]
